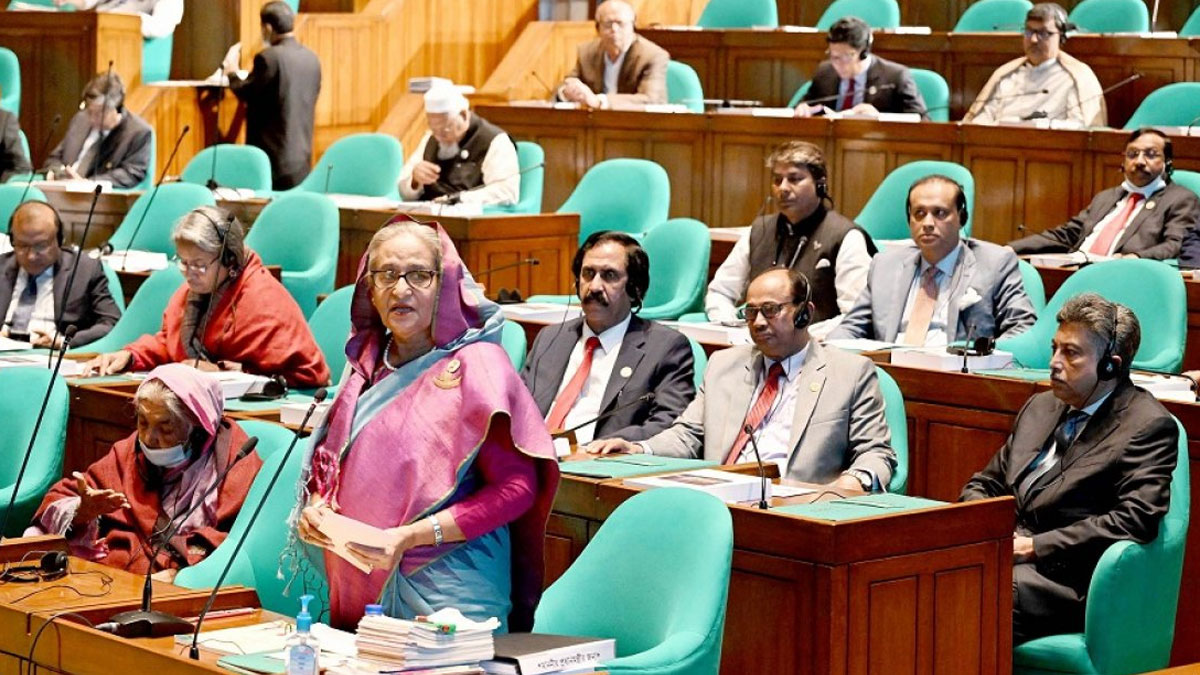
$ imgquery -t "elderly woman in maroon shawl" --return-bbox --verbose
[291,218,559,632]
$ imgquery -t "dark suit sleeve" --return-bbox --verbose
[1009,197,1100,254]
[229,52,277,103]
[803,64,837,105]
[0,114,32,182]
[93,124,152,189]
[601,330,696,442]
[1031,413,1177,562]
[519,326,549,396]
[992,247,1038,338]
[1180,222,1200,269]
[70,263,122,346]
[1130,188,1199,260]
[893,67,928,119]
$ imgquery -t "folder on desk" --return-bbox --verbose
[559,456,715,479]
[776,493,945,521]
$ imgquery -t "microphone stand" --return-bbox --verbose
[46,184,103,367]
[118,125,190,271]
[323,164,334,193]
[742,424,770,510]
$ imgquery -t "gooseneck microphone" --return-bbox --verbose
[97,435,260,639]
[188,389,329,659]
[46,184,103,366]
[800,83,897,108]
[116,125,190,271]
[20,113,61,202]
[1060,72,1142,119]
[435,162,546,206]
[742,424,770,510]
[551,392,655,439]
[475,258,539,279]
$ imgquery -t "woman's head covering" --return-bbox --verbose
[138,363,224,441]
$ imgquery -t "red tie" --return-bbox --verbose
[724,362,785,465]
[546,337,602,431]
[839,79,856,112]
[1089,193,1144,256]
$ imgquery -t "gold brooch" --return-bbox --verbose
[433,359,462,389]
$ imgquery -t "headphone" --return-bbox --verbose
[193,209,240,270]
[828,16,872,60]
[1,551,68,583]
[1033,3,1072,44]
[571,231,650,311]
[792,270,813,329]
[1097,303,1121,381]
[906,175,970,227]
[7,200,66,248]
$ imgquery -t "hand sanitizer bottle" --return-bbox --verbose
[286,594,319,675]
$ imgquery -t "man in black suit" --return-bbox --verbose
[1011,128,1199,261]
[224,1,321,190]
[1,201,120,348]
[520,231,695,445]
[0,106,32,183]
[41,72,152,189]
[795,16,927,119]
[961,292,1177,644]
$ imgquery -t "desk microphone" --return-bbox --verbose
[19,113,61,202]
[959,323,976,374]
[742,424,770,510]
[475,257,540,303]
[117,125,190,271]
[800,83,896,108]
[435,162,545,206]
[476,258,540,278]
[551,392,655,439]
[1183,113,1200,136]
[1063,72,1141,118]
[933,88,1050,118]
[188,389,329,659]
[530,70,555,97]
[46,184,103,366]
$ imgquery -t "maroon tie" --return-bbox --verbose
[724,362,785,464]
[839,79,856,112]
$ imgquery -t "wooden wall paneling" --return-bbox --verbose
[474,22,597,103]
[544,513,588,586]
[832,119,958,219]
[476,106,592,211]
[724,47,823,107]
[591,112,707,219]
[626,0,703,26]
[171,0,238,80]
[722,551,815,674]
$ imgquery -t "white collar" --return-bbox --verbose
[765,343,811,383]
[582,311,632,354]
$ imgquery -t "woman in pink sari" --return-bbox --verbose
[291,218,558,631]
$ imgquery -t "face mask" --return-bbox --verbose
[1122,174,1166,198]
[141,441,190,469]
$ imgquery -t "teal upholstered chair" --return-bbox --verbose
[0,368,68,536]
[1123,83,1200,129]
[639,218,710,320]
[875,367,908,494]
[18,129,30,161]
[174,420,330,619]
[142,34,173,83]
[308,285,353,384]
[245,192,339,318]
[1013,417,1189,674]
[816,0,901,29]
[100,261,126,314]
[0,184,47,234]
[1182,5,1200,36]
[501,320,528,370]
[74,266,183,354]
[696,0,779,28]
[912,69,950,121]
[557,158,670,243]
[483,140,545,215]
[1068,0,1150,32]
[130,127,157,192]
[954,0,1034,31]
[1018,258,1046,313]
[294,133,403,198]
[107,182,215,255]
[0,47,19,115]
[786,81,813,108]
[688,338,707,389]
[666,60,705,112]
[996,259,1186,373]
[1172,170,1200,200]
[534,488,733,675]
[854,160,976,240]
[181,145,273,192]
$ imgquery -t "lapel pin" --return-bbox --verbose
[809,381,820,392]
[1145,200,1156,210]
[459,149,469,160]
[619,366,633,378]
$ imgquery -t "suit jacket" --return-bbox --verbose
[0,249,121,346]
[42,110,152,189]
[964,52,1106,127]
[643,341,896,486]
[828,238,1036,342]
[0,109,32,183]
[558,35,669,106]
[520,315,695,442]
[961,382,1177,614]
[229,36,322,190]
[804,56,928,119]
[1010,183,1200,261]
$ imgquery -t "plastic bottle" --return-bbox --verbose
[365,604,384,617]
[286,594,319,675]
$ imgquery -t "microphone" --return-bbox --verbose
[20,113,61,201]
[551,392,655,439]
[323,164,334,193]
[959,323,976,374]
[187,389,329,659]
[475,256,540,297]
[530,71,555,97]
[0,325,77,542]
[87,61,115,178]
[800,83,897,108]
[1183,113,1200,136]
[117,125,190,271]
[46,184,103,366]
[206,135,221,191]
[434,161,546,206]
[1062,72,1141,118]
[932,88,1050,118]
[741,424,770,510]
[96,435,260,639]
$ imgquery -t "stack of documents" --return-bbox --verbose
[353,608,499,673]
[102,250,170,273]
[626,468,768,503]
[1132,372,1195,402]
[891,347,1014,371]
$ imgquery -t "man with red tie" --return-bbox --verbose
[587,268,896,492]
[1010,128,1199,260]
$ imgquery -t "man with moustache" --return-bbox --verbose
[556,0,668,109]
[589,268,895,493]
[962,293,1177,643]
[1011,128,1199,261]
[521,231,695,444]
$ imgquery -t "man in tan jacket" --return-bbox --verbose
[556,0,669,109]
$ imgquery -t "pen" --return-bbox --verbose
[415,616,456,634]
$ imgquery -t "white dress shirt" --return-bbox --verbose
[75,0,184,39]
[3,267,56,338]
[971,58,1084,125]
[553,313,632,443]
[397,128,520,206]
[897,243,963,347]
[836,55,874,110]
[1077,177,1165,255]
[71,128,106,175]
[733,346,811,471]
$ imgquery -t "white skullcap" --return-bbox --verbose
[424,84,469,114]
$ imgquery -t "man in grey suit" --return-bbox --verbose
[589,268,895,492]
[829,175,1036,344]
[556,0,668,109]
[521,231,695,443]
[42,72,152,189]
[962,294,1177,643]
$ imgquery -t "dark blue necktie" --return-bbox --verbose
[8,276,38,336]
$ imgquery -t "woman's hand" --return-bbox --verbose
[346,525,415,574]
[81,350,133,377]
[70,472,129,527]
[297,496,334,549]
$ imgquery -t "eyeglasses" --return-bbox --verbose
[175,255,220,274]
[1023,28,1059,40]
[738,302,795,321]
[1125,149,1163,161]
[367,268,438,290]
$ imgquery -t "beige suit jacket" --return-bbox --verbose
[559,35,669,106]
[964,51,1106,127]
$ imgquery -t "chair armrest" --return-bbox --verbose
[1085,538,1179,673]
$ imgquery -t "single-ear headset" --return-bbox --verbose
[793,271,813,329]
[905,177,969,227]
[807,162,830,202]
[1,551,68,582]
[7,200,66,248]
[194,209,240,270]
[1097,304,1120,381]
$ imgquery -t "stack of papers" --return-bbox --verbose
[127,370,273,399]
[1026,252,1110,267]
[891,347,1014,372]
[280,400,333,428]
[352,609,498,673]
[500,304,582,323]
[659,320,752,347]
[626,468,768,503]
[1132,372,1195,402]
[102,250,170,273]
[0,336,33,352]
[0,353,83,376]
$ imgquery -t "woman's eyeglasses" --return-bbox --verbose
[367,269,438,290]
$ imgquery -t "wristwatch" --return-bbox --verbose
[845,470,873,491]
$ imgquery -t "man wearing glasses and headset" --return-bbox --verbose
[1012,128,1200,261]
[588,267,896,494]
[964,2,1105,126]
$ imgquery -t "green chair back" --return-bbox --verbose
[1172,170,1200,200]
[953,0,1034,31]
[854,160,976,240]
[18,129,30,159]
[107,182,215,255]
[181,144,273,192]
[1017,258,1046,313]
[294,133,403,198]
[639,218,711,320]
[245,192,339,318]
[0,47,20,116]
[1013,417,1189,674]
[666,60,705,112]
[142,33,173,84]
[1182,5,1200,36]
[308,285,354,383]
[174,420,330,619]
[74,266,183,354]
[0,184,47,234]
[534,488,733,675]
[816,0,901,29]
[100,261,126,314]
[787,80,813,108]
[0,368,68,536]
[688,337,707,389]
[558,158,670,243]
[911,68,949,122]
[1123,83,1200,129]
[875,367,908,494]
[696,0,779,28]
[482,140,545,215]
[996,259,1186,373]
[501,320,528,370]
[1068,0,1150,32]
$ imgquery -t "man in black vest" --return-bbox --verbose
[706,140,876,338]
[398,84,520,206]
